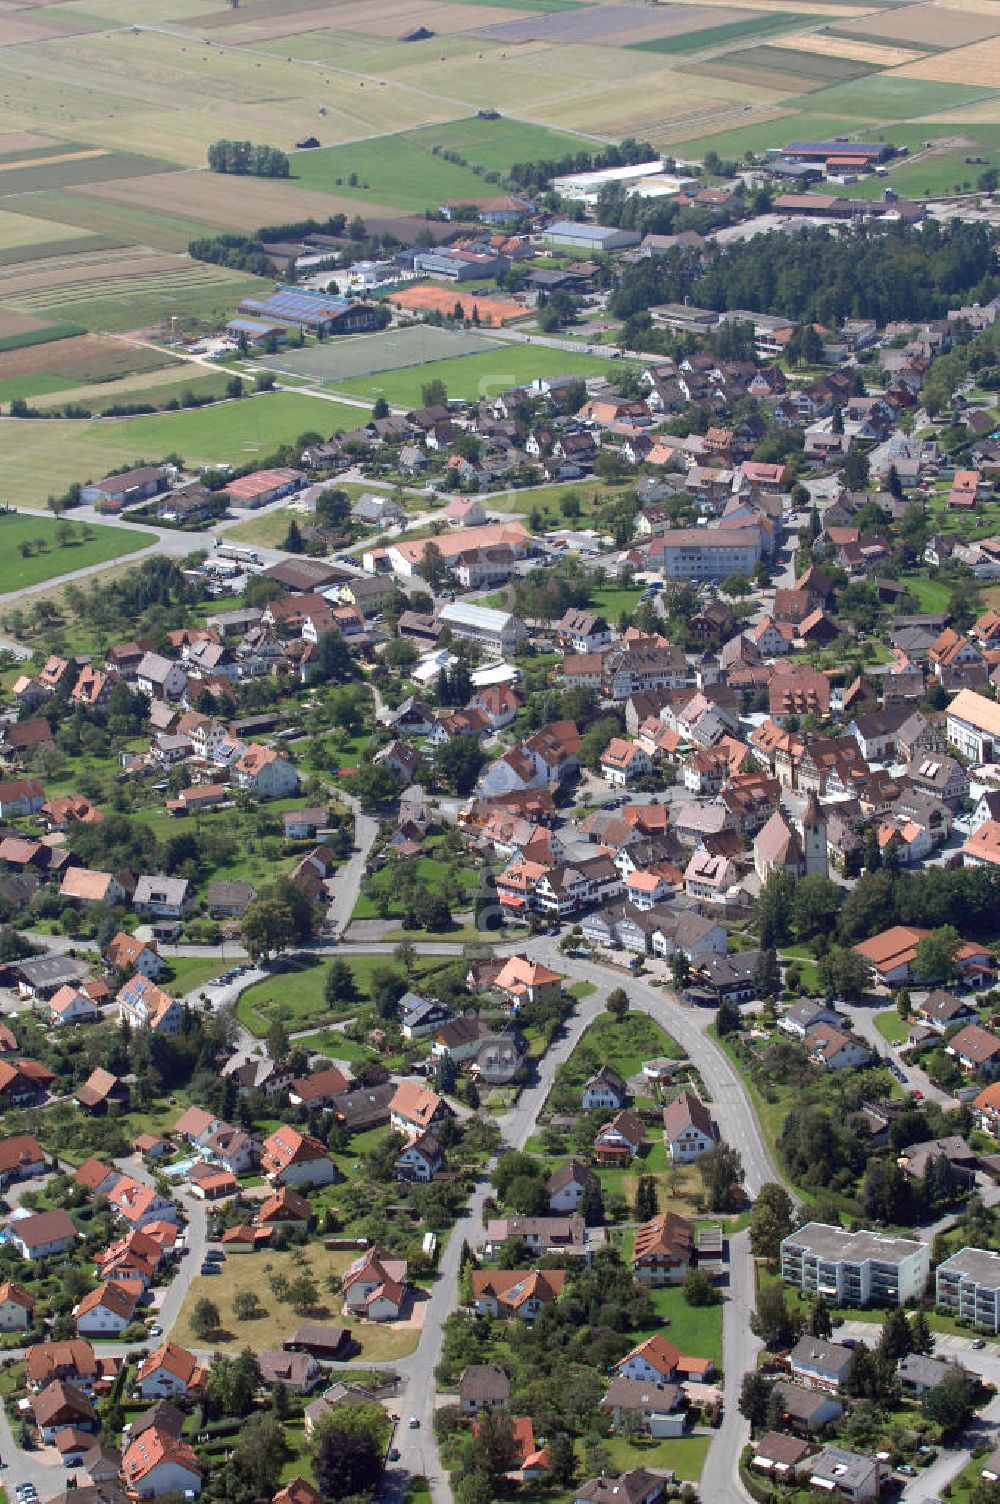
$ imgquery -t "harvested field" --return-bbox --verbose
[0,11,104,43]
[685,41,876,86]
[894,36,1000,83]
[0,149,175,197]
[2,266,271,336]
[0,234,122,267]
[29,365,234,413]
[782,30,924,64]
[0,247,195,302]
[0,131,56,154]
[0,332,177,383]
[532,67,788,136]
[0,309,46,338]
[477,1,758,43]
[0,146,107,175]
[387,285,528,324]
[256,324,498,383]
[72,170,367,232]
[340,1,533,35]
[831,0,1000,45]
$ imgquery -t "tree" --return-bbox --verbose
[267,1018,290,1063]
[671,952,690,991]
[751,1282,801,1350]
[878,1307,913,1365]
[422,378,448,409]
[191,1297,220,1340]
[633,1174,658,1223]
[233,1290,261,1321]
[792,876,842,941]
[749,1183,795,1264]
[466,1409,520,1481]
[231,1413,287,1495]
[843,447,870,491]
[809,1295,833,1340]
[314,1425,381,1500]
[913,925,962,984]
[580,1180,605,1227]
[757,871,794,947]
[546,1433,576,1488]
[910,1309,935,1356]
[716,998,741,1036]
[817,945,871,1001]
[289,1272,319,1313]
[325,958,358,1006]
[698,1142,745,1213]
[283,518,304,553]
[683,1268,721,1306]
[241,896,296,961]
[753,947,782,1000]
[922,1366,974,1433]
[205,1349,261,1418]
[606,987,629,1020]
[738,1371,771,1430]
[474,867,502,934]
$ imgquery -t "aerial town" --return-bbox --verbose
[2,4,1000,1504]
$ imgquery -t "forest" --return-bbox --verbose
[609,220,1000,326]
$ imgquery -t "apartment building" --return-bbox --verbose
[936,1246,1000,1332]
[437,602,526,658]
[651,527,762,581]
[780,1222,930,1307]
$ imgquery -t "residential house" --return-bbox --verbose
[631,1212,695,1286]
[661,1093,715,1163]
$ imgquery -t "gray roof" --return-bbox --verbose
[783,1221,928,1266]
[133,874,189,905]
[17,955,86,987]
[459,1364,510,1402]
[897,1353,955,1388]
[809,1448,880,1492]
[789,1337,854,1381]
[936,1244,1000,1289]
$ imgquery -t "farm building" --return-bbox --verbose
[236,289,379,335]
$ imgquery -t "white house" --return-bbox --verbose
[73,1281,138,1337]
[661,1092,715,1164]
[233,744,299,799]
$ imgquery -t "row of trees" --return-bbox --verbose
[207,139,290,177]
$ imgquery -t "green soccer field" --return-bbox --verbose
[328,343,618,406]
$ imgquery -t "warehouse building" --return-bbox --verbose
[236,288,379,335]
[541,221,641,253]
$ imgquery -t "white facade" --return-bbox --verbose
[781,1223,930,1307]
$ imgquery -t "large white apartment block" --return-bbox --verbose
[780,1222,930,1307]
[437,602,526,658]
[936,1246,1000,1332]
[946,688,1000,765]
[656,527,762,581]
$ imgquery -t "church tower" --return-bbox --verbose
[801,791,828,880]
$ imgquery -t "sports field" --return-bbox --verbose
[0,391,354,508]
[255,324,499,384]
[0,513,156,593]
[326,343,618,406]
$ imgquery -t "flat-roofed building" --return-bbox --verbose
[437,602,526,658]
[780,1222,930,1307]
[946,687,1000,764]
[936,1246,1000,1332]
[652,527,762,581]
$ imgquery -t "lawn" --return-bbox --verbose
[591,584,645,622]
[0,512,155,590]
[236,953,447,1037]
[874,1008,908,1044]
[596,1432,711,1483]
[559,1011,684,1091]
[329,345,615,408]
[487,478,630,524]
[0,392,353,508]
[641,1283,723,1368]
[900,570,953,613]
[171,1245,420,1359]
[352,850,480,920]
[159,957,227,998]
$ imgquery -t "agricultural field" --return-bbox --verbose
[326,342,617,406]
[0,390,352,508]
[0,513,156,595]
[628,9,809,54]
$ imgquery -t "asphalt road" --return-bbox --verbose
[837,1001,957,1109]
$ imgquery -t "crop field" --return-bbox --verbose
[0,390,352,507]
[255,324,499,383]
[28,365,236,414]
[895,36,1000,84]
[290,136,508,212]
[0,148,175,198]
[795,74,999,117]
[327,343,616,406]
[0,513,156,594]
[0,206,105,254]
[628,10,808,54]
[782,30,925,64]
[16,191,218,254]
[830,0,1000,45]
[477,1,765,44]
[0,331,177,383]
[708,43,877,79]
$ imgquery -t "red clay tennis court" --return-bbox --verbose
[387,283,527,326]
